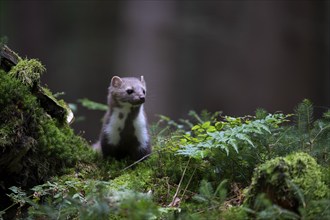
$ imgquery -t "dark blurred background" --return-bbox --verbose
[1,1,329,143]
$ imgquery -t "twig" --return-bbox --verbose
[168,157,191,207]
[120,147,170,172]
[180,165,197,202]
[120,152,153,172]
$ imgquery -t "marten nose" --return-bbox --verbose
[139,96,145,102]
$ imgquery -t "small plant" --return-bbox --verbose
[193,179,227,207]
[177,113,290,158]
[272,100,330,166]
[5,174,159,220]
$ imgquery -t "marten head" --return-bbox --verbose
[108,76,146,106]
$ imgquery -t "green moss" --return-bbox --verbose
[8,58,45,87]
[109,167,153,191]
[221,206,248,220]
[0,70,41,179]
[0,65,96,192]
[285,153,328,198]
[244,152,329,213]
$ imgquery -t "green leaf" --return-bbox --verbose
[215,122,224,130]
[202,121,211,129]
[9,186,19,193]
[229,139,239,153]
[54,193,62,199]
[214,179,228,201]
[207,126,217,133]
[192,125,200,131]
[257,122,271,134]
[236,133,255,148]
[78,98,108,111]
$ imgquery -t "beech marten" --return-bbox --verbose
[94,76,151,161]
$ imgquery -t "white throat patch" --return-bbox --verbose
[105,105,131,145]
[105,104,149,148]
[133,105,149,149]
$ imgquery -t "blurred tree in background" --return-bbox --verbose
[0,0,329,142]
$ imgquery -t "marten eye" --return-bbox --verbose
[142,89,146,95]
[126,89,134,95]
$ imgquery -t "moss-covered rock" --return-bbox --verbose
[244,152,329,214]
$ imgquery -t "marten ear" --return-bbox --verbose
[140,75,146,87]
[111,76,122,88]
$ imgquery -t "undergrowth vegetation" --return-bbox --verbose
[3,98,329,219]
[0,51,329,219]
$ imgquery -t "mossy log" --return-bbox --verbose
[0,45,96,214]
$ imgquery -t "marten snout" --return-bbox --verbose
[133,95,145,105]
[139,96,145,102]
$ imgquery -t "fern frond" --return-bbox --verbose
[177,113,290,158]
